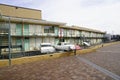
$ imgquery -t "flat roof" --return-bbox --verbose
[0,15,66,26]
[60,25,105,34]
[0,14,105,34]
[0,3,41,12]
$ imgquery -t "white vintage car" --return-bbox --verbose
[54,42,75,51]
[83,42,91,46]
[40,43,56,53]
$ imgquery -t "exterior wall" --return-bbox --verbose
[36,38,42,49]
[9,22,105,52]
[84,31,89,37]
[49,37,55,44]
[76,30,80,37]
[0,4,42,19]
[71,30,76,37]
[42,37,54,44]
[30,38,35,50]
[29,24,36,35]
[29,37,42,51]
[36,25,42,35]
[67,29,71,37]
[0,21,105,53]
[54,27,59,36]
[55,27,105,46]
[54,38,58,45]
[81,31,86,37]
[11,38,16,45]
[29,24,43,36]
[10,23,16,35]
[63,29,67,37]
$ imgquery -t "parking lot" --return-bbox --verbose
[80,43,120,76]
[0,43,120,80]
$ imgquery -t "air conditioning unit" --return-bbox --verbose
[51,34,55,36]
[29,32,33,35]
[32,33,37,36]
[48,33,55,36]
[43,33,47,36]
[34,47,39,50]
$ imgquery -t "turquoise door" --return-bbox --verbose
[55,38,59,45]
[16,24,22,35]
[54,27,59,36]
[16,39,22,50]
[24,38,29,51]
[23,24,29,35]
[64,29,67,37]
[16,39,22,45]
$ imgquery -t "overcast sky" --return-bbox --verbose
[1,0,120,34]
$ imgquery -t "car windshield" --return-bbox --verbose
[64,43,70,45]
[41,45,52,47]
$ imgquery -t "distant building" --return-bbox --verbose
[112,35,120,41]
[104,34,112,42]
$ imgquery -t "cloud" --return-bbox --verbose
[39,0,120,34]
[80,0,105,7]
[80,0,120,7]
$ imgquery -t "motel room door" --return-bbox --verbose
[16,39,22,50]
[16,24,22,35]
[23,24,29,35]
[24,38,29,51]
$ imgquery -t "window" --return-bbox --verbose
[44,26,54,33]
[49,26,54,33]
[72,30,75,35]
[41,44,51,47]
[69,30,72,35]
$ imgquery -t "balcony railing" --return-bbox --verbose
[11,32,57,37]
[10,32,104,39]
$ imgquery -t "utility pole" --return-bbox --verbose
[8,17,11,66]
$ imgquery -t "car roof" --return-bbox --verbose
[41,43,52,45]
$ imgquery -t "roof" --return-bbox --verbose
[60,25,105,34]
[0,15,105,34]
[0,15,66,26]
[0,3,41,11]
[0,4,42,20]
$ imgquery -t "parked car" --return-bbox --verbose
[54,42,75,51]
[40,43,56,53]
[83,42,90,46]
[75,44,82,50]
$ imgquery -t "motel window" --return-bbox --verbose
[44,26,49,33]
[69,29,72,35]
[72,30,75,35]
[44,26,54,33]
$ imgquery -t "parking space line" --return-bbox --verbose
[76,56,120,80]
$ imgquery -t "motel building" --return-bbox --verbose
[0,4,105,58]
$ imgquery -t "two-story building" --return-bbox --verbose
[0,4,105,56]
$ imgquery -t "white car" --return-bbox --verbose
[83,42,90,46]
[40,43,56,53]
[55,42,75,51]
